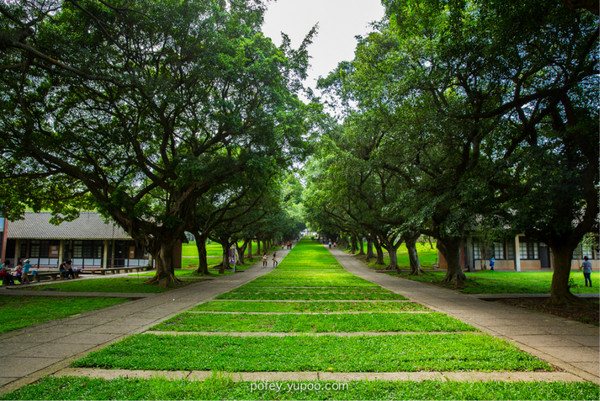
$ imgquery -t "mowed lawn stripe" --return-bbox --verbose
[192,300,428,312]
[151,312,476,333]
[6,376,599,400]
[71,333,551,372]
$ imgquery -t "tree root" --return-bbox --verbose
[409,268,426,276]
[144,274,182,288]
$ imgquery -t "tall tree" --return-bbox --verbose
[382,0,599,302]
[0,0,311,286]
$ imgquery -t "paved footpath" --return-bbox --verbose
[327,246,600,385]
[0,249,289,396]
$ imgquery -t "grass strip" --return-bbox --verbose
[0,296,130,334]
[72,333,550,372]
[24,277,188,293]
[153,312,475,333]
[216,286,407,300]
[192,301,428,313]
[4,376,597,400]
[244,276,376,287]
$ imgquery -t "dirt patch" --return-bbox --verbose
[490,297,599,326]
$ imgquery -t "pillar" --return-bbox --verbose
[514,235,521,272]
[103,240,109,268]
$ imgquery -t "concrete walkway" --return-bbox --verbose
[0,249,289,395]
[327,247,600,384]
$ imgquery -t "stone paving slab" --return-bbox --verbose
[0,357,64,377]
[53,367,584,383]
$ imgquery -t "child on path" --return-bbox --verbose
[580,256,592,287]
[262,253,268,267]
[272,252,278,267]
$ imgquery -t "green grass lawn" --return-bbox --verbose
[192,300,428,312]
[24,277,187,293]
[4,376,598,401]
[359,242,439,269]
[392,270,600,294]
[182,240,270,259]
[0,296,130,334]
[244,271,376,287]
[72,333,550,372]
[182,241,224,258]
[216,286,408,300]
[152,311,476,333]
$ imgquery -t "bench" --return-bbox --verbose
[80,266,152,275]
[32,269,80,281]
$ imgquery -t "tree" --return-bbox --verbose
[0,0,311,286]
[382,0,598,302]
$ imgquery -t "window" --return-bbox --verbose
[582,243,594,259]
[30,240,40,258]
[473,239,482,260]
[80,241,103,259]
[493,242,504,259]
[73,241,83,258]
[519,238,539,260]
[506,241,515,260]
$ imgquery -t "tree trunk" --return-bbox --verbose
[220,243,231,269]
[358,236,365,255]
[405,234,424,275]
[366,238,374,260]
[256,239,261,256]
[549,243,580,304]
[350,235,358,254]
[388,245,399,272]
[382,238,400,272]
[247,240,253,261]
[237,241,247,265]
[146,239,180,288]
[195,233,209,275]
[373,237,385,265]
[438,236,466,286]
[262,240,268,254]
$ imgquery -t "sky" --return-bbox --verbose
[262,0,385,91]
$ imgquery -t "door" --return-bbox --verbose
[539,245,551,269]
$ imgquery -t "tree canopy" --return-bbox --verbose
[0,0,314,286]
[309,0,598,302]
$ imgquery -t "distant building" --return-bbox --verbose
[0,212,171,269]
[438,234,599,271]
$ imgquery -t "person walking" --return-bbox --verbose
[262,253,268,267]
[21,259,33,284]
[272,252,278,268]
[489,256,495,271]
[580,256,592,287]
